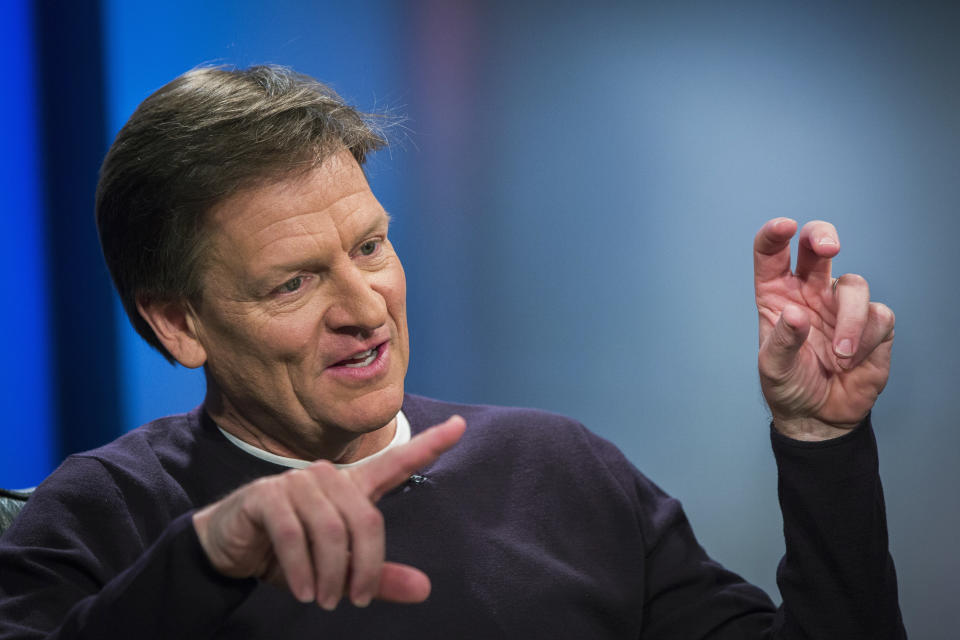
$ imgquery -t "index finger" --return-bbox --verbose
[753,217,798,285]
[349,415,466,500]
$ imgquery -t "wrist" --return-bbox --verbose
[771,415,857,441]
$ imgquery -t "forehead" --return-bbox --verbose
[203,152,384,273]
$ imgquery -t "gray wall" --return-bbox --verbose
[401,3,958,634]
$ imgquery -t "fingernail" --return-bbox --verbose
[297,585,314,603]
[321,596,339,611]
[818,237,837,246]
[836,339,853,357]
[353,594,372,608]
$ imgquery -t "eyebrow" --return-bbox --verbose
[251,210,392,284]
[340,208,391,249]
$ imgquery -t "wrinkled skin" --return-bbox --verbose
[754,218,895,440]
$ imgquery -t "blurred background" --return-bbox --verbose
[3,0,957,635]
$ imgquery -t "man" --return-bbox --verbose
[0,65,903,638]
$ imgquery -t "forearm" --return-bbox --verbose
[0,512,254,640]
[772,418,905,639]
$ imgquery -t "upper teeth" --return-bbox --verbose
[343,348,377,367]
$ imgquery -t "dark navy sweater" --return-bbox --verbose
[0,395,904,638]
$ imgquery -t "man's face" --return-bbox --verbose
[189,151,408,460]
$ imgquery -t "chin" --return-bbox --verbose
[334,385,404,433]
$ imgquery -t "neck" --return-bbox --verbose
[203,390,397,463]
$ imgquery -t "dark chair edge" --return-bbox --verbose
[0,488,35,500]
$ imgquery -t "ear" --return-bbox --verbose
[136,296,208,369]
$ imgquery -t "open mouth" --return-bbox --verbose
[335,344,382,368]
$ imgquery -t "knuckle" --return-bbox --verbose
[356,507,384,534]
[837,272,868,289]
[250,476,276,492]
[273,523,302,545]
[874,303,895,328]
[239,491,259,514]
[309,460,340,482]
[320,519,348,546]
[282,468,309,488]
[244,477,281,506]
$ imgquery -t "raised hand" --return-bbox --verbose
[192,415,466,609]
[753,219,895,440]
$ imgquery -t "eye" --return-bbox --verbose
[358,239,381,256]
[278,276,303,294]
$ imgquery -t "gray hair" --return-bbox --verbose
[95,65,386,363]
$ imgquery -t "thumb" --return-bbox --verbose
[759,304,810,380]
[376,562,432,603]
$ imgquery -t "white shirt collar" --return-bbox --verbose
[217,411,411,469]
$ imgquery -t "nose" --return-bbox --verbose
[323,263,388,335]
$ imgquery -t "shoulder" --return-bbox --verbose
[402,393,651,492]
[74,407,204,473]
[402,393,596,454]
[12,409,207,541]
[33,408,202,491]
[403,393,579,432]
[402,394,680,544]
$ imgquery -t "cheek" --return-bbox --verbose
[384,269,409,364]
[383,260,407,320]
[263,313,321,362]
[212,308,318,367]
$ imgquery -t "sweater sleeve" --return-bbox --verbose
[771,417,906,639]
[0,456,255,640]
[636,418,905,639]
